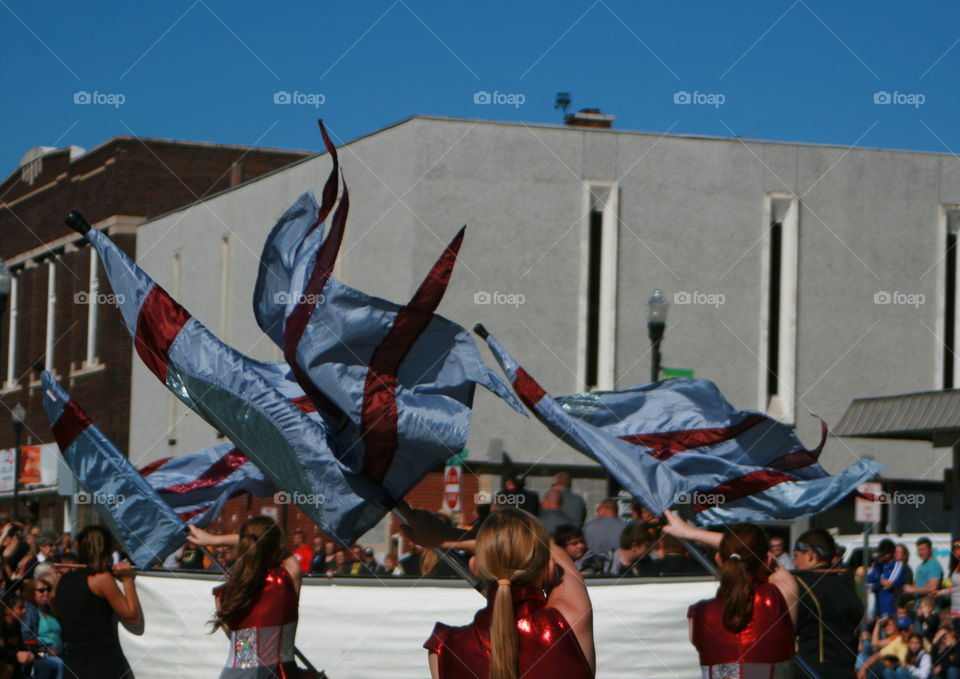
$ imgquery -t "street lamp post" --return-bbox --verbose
[647,289,669,382]
[11,403,25,518]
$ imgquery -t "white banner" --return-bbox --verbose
[118,574,713,678]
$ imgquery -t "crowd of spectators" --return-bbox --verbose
[855,537,960,678]
[0,519,78,679]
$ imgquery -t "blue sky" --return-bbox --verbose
[2,1,958,171]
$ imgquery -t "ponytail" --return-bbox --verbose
[475,509,550,679]
[490,579,519,679]
[716,524,769,633]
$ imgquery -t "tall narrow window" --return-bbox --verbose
[4,275,17,389]
[941,207,960,389]
[85,247,100,367]
[218,236,231,341]
[45,260,57,371]
[579,182,619,391]
[759,194,799,423]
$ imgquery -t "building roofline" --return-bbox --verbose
[408,114,955,157]
[140,115,421,226]
[139,112,957,227]
[0,135,313,198]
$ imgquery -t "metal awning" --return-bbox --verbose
[834,389,960,443]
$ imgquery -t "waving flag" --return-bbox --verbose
[66,210,390,545]
[477,326,884,523]
[476,327,684,515]
[252,125,524,501]
[40,370,186,568]
[139,443,276,527]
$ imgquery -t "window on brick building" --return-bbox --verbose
[4,273,18,389]
[44,259,57,372]
[84,247,100,367]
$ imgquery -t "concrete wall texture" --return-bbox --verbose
[131,115,960,488]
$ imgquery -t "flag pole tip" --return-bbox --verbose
[65,211,90,235]
[473,323,489,339]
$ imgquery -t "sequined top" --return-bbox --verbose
[688,576,795,668]
[214,566,298,672]
[423,585,593,679]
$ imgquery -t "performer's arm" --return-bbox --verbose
[428,652,440,679]
[661,510,722,550]
[187,525,240,548]
[545,540,595,673]
[397,502,476,551]
[768,554,799,627]
[282,553,302,595]
[90,562,141,627]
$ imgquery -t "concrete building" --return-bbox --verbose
[0,137,309,531]
[130,113,960,539]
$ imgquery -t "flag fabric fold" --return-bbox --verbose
[80,223,390,545]
[252,151,524,502]
[478,330,685,515]
[139,443,276,527]
[479,328,885,523]
[40,371,186,568]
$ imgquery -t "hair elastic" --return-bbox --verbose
[497,579,511,586]
[729,553,742,561]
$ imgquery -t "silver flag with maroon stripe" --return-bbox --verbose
[480,329,884,523]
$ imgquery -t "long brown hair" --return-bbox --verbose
[76,525,114,574]
[474,509,550,679]
[212,516,283,632]
[717,523,769,633]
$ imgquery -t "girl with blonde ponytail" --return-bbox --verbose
[188,516,302,679]
[663,511,798,678]
[407,507,595,679]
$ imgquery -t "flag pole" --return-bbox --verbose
[391,505,483,593]
[194,543,323,676]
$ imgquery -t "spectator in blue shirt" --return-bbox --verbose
[869,539,906,619]
[904,537,944,601]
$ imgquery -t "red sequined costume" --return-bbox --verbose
[423,585,593,679]
[688,575,795,679]
[214,566,299,679]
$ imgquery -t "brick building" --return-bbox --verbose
[0,137,309,532]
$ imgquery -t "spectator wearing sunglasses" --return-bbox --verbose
[794,529,865,679]
[21,577,64,679]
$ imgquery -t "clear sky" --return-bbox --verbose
[2,1,958,172]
